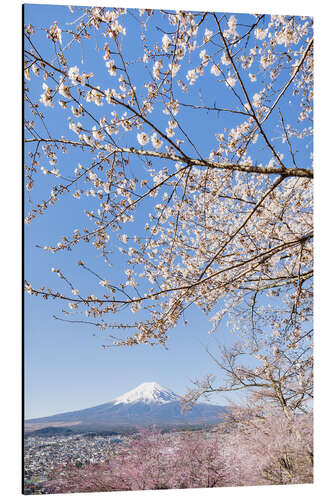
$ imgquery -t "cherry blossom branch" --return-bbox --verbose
[25,138,313,178]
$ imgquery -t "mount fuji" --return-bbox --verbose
[25,382,228,431]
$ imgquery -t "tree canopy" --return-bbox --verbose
[24,7,313,407]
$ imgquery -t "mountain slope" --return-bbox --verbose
[25,382,228,430]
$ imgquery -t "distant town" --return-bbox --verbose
[24,431,126,494]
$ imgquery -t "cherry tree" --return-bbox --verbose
[24,7,313,358]
[221,409,313,486]
[182,330,313,418]
[44,427,228,492]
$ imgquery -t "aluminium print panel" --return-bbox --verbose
[24,2,313,495]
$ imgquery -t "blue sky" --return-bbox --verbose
[24,3,312,418]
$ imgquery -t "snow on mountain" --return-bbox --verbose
[113,382,179,405]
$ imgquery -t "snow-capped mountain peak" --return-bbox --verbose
[113,381,179,406]
[25,381,229,431]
